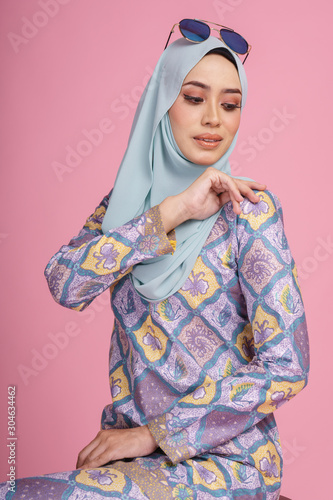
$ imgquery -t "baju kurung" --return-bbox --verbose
[0,189,309,500]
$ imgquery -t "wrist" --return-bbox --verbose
[159,195,188,233]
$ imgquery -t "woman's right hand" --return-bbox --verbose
[159,167,265,233]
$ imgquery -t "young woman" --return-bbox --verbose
[1,21,309,500]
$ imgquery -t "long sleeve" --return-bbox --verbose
[148,190,309,464]
[44,191,176,311]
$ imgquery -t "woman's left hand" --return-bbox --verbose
[76,426,158,470]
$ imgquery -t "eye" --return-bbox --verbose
[222,103,241,111]
[183,94,204,104]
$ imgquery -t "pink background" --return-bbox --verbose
[1,1,332,498]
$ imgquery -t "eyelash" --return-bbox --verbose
[183,94,241,111]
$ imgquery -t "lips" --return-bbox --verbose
[193,134,223,149]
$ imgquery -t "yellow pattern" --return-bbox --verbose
[253,306,283,347]
[292,263,303,299]
[230,461,246,483]
[251,441,281,486]
[178,375,216,406]
[224,358,233,377]
[81,237,131,276]
[229,382,254,401]
[278,284,293,314]
[109,364,130,402]
[220,243,232,269]
[188,458,227,490]
[134,317,168,362]
[75,467,126,492]
[257,379,306,414]
[239,191,276,230]
[235,323,254,362]
[179,256,220,309]
[84,205,106,230]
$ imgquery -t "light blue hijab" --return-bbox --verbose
[101,36,250,302]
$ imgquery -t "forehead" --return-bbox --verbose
[183,53,241,88]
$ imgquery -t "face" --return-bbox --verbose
[168,53,242,165]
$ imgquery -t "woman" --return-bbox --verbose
[1,24,309,500]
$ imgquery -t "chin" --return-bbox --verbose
[194,153,225,166]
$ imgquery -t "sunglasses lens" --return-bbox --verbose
[220,29,248,54]
[179,19,210,42]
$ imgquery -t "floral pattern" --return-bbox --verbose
[182,271,209,296]
[138,234,160,254]
[93,242,119,270]
[1,190,309,500]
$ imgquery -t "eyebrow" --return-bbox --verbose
[182,80,242,94]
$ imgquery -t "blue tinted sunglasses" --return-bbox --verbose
[164,19,251,63]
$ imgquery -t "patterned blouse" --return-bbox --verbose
[41,189,309,499]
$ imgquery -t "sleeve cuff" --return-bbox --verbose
[144,205,177,256]
[148,414,194,465]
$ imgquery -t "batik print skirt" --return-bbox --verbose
[0,450,281,500]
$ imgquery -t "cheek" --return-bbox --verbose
[224,112,241,136]
[168,99,197,132]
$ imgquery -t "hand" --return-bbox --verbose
[159,167,266,233]
[76,425,158,470]
[219,178,267,210]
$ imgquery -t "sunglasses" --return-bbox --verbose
[164,18,251,63]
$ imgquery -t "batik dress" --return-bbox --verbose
[0,190,309,500]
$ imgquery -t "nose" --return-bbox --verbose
[201,100,221,127]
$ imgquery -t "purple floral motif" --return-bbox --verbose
[110,376,122,399]
[242,335,255,359]
[143,326,162,351]
[211,216,227,236]
[184,325,218,357]
[183,271,209,297]
[259,450,279,478]
[93,243,119,270]
[86,468,118,485]
[192,461,217,484]
[138,235,160,254]
[193,386,206,400]
[270,387,293,409]
[244,249,276,285]
[253,320,274,345]
[242,195,269,217]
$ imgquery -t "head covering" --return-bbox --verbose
[102,36,250,303]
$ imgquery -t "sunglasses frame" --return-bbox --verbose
[164,18,252,64]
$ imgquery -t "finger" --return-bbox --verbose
[219,192,231,207]
[79,442,109,469]
[215,173,244,202]
[239,181,267,189]
[227,189,242,215]
[235,183,261,204]
[234,180,267,203]
[218,191,241,215]
[76,435,102,469]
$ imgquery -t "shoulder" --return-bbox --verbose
[236,189,284,231]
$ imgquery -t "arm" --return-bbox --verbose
[148,190,309,464]
[44,191,176,311]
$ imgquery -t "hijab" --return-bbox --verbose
[101,36,250,302]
